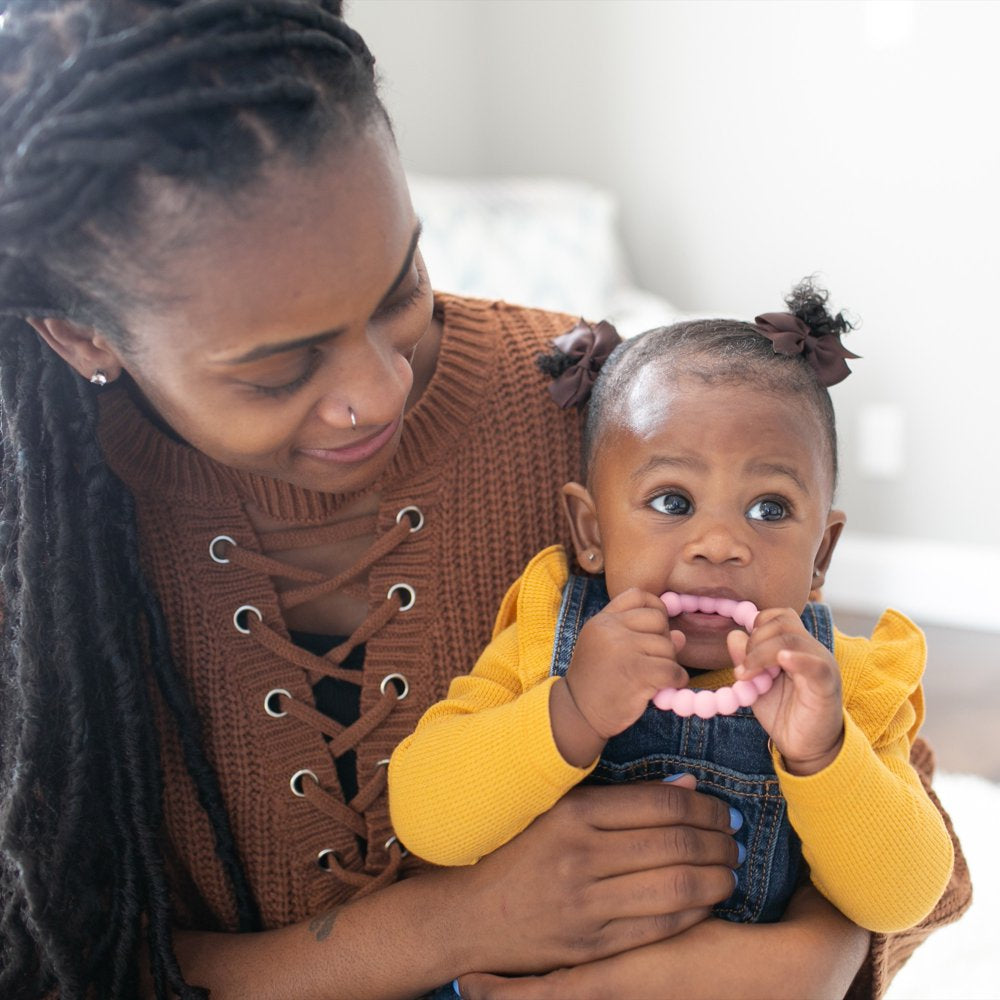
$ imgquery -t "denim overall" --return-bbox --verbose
[430,579,838,998]
[551,574,835,924]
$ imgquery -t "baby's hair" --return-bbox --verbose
[583,279,852,490]
[0,3,381,997]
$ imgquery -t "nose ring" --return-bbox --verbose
[349,406,357,430]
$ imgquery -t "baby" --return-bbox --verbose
[389,281,953,933]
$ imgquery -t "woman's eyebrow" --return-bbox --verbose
[213,221,423,367]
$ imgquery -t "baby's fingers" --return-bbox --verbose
[726,629,748,670]
[776,649,841,697]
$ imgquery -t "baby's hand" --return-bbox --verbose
[727,609,844,776]
[551,589,687,767]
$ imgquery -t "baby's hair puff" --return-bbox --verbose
[539,278,857,488]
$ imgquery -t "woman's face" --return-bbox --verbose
[109,120,434,495]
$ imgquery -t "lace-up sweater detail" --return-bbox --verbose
[216,508,422,896]
[96,295,584,931]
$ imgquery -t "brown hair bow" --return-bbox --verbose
[547,319,622,409]
[754,312,859,387]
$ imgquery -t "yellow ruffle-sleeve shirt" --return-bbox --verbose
[388,545,954,933]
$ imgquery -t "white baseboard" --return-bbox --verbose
[823,533,1000,633]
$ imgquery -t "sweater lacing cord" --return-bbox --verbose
[211,506,424,898]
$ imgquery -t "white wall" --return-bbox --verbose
[349,0,1000,627]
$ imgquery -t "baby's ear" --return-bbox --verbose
[561,482,604,573]
[811,509,847,591]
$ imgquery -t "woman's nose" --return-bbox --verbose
[314,335,413,429]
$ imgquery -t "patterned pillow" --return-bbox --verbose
[408,173,654,327]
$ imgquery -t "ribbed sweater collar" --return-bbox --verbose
[99,294,497,523]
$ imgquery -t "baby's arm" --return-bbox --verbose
[389,554,687,867]
[735,609,953,932]
[388,618,588,867]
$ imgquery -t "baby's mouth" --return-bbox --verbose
[659,592,759,632]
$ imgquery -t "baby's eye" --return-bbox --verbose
[747,499,787,522]
[650,493,692,516]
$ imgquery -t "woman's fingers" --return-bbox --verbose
[468,783,740,972]
[588,821,740,879]
[561,780,736,836]
[590,863,736,917]
[456,907,713,999]
[457,969,571,1000]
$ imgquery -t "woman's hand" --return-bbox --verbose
[457,778,740,976]
[457,884,871,1000]
[727,608,845,775]
[164,780,739,999]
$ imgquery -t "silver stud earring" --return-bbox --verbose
[348,406,357,430]
[89,370,108,386]
[587,552,596,563]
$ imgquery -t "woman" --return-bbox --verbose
[0,2,968,998]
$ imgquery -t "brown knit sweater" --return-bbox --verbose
[97,294,969,997]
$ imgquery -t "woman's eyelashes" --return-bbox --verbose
[248,348,323,398]
[375,263,427,321]
[244,275,428,399]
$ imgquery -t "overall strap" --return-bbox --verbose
[550,574,610,677]
[800,601,835,652]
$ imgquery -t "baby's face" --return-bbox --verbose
[576,372,842,672]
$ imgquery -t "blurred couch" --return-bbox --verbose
[408,173,682,337]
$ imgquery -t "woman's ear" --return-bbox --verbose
[25,317,124,383]
[811,509,847,590]
[561,481,605,573]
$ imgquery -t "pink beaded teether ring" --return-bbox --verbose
[652,593,780,719]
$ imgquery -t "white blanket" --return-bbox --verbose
[886,773,998,998]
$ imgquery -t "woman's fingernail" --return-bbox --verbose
[729,806,744,832]
[731,868,740,889]
[736,841,747,866]
[452,979,462,997]
[662,772,691,783]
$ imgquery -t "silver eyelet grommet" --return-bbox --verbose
[209,535,236,563]
[384,834,409,858]
[264,688,291,718]
[233,605,263,634]
[379,673,409,700]
[317,848,339,870]
[290,769,319,797]
[387,583,416,612]
[395,506,424,533]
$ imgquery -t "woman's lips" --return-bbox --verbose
[298,416,402,465]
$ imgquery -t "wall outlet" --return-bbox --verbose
[858,402,905,480]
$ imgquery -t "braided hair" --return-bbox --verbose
[0,3,381,996]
